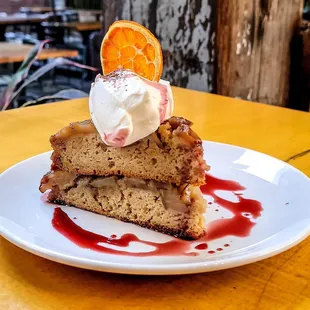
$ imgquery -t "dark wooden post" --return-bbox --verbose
[301,21,310,111]
[216,0,303,106]
[291,20,310,111]
[102,0,123,34]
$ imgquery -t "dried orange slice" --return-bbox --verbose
[100,20,163,82]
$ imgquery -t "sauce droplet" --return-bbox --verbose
[195,243,208,250]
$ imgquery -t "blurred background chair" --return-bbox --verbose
[88,30,102,79]
[39,12,87,87]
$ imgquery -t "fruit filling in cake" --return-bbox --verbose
[39,20,209,239]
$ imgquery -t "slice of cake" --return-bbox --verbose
[39,21,209,240]
[40,116,208,239]
[40,171,206,239]
[50,117,207,186]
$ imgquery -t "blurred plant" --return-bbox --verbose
[0,40,98,111]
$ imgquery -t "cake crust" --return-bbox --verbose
[50,117,208,186]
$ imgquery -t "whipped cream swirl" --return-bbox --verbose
[89,69,174,147]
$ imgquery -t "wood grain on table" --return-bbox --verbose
[0,43,78,64]
[0,88,309,310]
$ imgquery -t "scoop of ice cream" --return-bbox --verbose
[89,69,174,147]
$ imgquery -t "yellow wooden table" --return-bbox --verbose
[19,7,66,14]
[0,14,48,25]
[0,43,78,64]
[0,88,310,309]
[62,21,101,31]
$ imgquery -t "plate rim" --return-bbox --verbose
[0,141,309,275]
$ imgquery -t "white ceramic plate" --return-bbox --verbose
[0,141,309,275]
